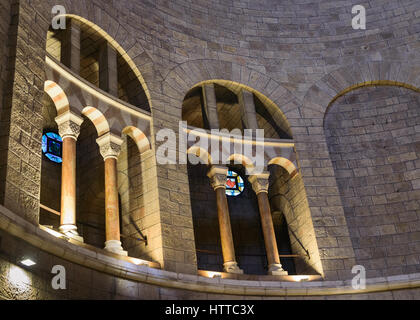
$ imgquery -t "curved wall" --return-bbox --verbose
[1,0,420,299]
[325,86,420,278]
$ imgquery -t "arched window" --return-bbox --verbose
[42,132,63,164]
[225,170,245,197]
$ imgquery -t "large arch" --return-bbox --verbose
[50,13,153,112]
[163,60,297,138]
[324,84,420,277]
[295,61,420,280]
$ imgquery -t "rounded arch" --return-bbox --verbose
[268,157,297,177]
[323,83,420,278]
[225,154,255,173]
[186,146,213,165]
[49,14,153,111]
[122,126,151,154]
[82,107,110,137]
[44,80,70,115]
[192,80,292,139]
[302,61,420,122]
[164,60,296,138]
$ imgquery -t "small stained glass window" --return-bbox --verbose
[42,132,63,164]
[225,171,244,197]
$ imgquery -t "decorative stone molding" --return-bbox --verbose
[249,172,270,194]
[96,133,124,160]
[55,111,84,140]
[207,165,228,190]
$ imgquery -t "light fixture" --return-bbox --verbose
[20,259,36,267]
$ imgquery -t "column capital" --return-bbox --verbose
[96,132,124,160]
[249,171,270,194]
[207,165,228,190]
[55,111,84,140]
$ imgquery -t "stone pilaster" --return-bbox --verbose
[61,19,80,74]
[99,41,118,97]
[238,89,259,131]
[202,84,220,129]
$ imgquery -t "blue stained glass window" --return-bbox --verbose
[42,132,63,164]
[225,170,244,197]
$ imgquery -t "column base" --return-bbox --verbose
[268,263,288,276]
[223,261,244,274]
[59,225,84,243]
[104,240,128,256]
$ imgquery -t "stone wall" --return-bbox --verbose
[325,86,420,278]
[269,166,325,277]
[117,135,151,260]
[0,0,13,115]
[1,222,420,300]
[1,0,420,285]
[0,0,47,224]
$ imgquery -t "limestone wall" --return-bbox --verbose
[1,0,420,285]
[325,86,420,278]
[1,207,420,300]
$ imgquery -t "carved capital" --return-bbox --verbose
[249,172,270,194]
[207,165,228,190]
[96,133,124,160]
[55,111,84,140]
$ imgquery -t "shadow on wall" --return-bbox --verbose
[269,165,322,276]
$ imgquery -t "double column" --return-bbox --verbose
[96,133,127,256]
[207,166,243,274]
[249,172,288,275]
[55,111,84,241]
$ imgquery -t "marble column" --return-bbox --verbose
[249,172,288,275]
[207,166,243,274]
[96,133,127,256]
[55,111,84,241]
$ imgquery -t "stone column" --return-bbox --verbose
[238,89,259,130]
[202,84,220,129]
[99,41,118,97]
[55,111,84,241]
[96,133,127,256]
[61,19,81,74]
[207,166,243,274]
[249,172,288,275]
